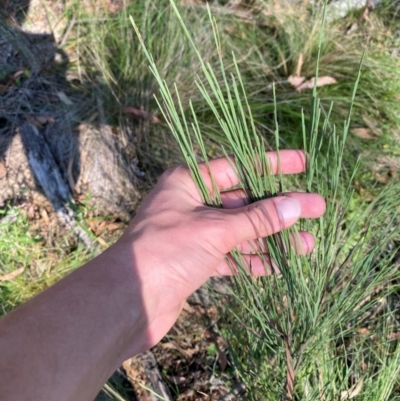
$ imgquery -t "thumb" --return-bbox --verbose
[223,196,301,251]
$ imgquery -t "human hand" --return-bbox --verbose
[116,150,326,348]
[0,150,325,401]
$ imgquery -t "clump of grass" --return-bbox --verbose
[0,207,95,316]
[68,0,400,186]
[133,1,400,399]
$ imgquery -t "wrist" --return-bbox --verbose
[103,235,162,357]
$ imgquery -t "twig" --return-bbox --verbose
[19,122,98,251]
[58,16,76,48]
[139,351,173,401]
[284,337,294,400]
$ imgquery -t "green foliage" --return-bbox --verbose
[134,1,400,399]
[0,208,93,316]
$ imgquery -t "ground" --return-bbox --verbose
[1,0,400,400]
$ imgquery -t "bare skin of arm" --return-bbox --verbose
[0,150,325,401]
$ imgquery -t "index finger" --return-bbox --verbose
[198,150,306,191]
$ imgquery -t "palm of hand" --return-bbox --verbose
[119,150,325,345]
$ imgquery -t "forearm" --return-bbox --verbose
[0,240,148,401]
[0,151,325,401]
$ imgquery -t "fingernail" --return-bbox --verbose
[276,197,301,225]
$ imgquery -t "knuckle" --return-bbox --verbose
[160,165,188,181]
[197,209,226,234]
[157,166,190,190]
[246,203,276,237]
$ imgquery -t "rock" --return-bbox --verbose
[325,0,375,20]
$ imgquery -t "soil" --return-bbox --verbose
[0,0,142,221]
[121,303,238,401]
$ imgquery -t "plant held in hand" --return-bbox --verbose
[133,2,400,399]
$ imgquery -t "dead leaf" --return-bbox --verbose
[0,267,24,282]
[27,204,36,220]
[295,52,303,78]
[12,69,27,80]
[297,76,337,91]
[288,75,337,92]
[340,378,363,400]
[351,128,375,140]
[35,115,55,126]
[218,349,228,372]
[106,222,124,233]
[122,105,160,123]
[40,208,50,224]
[87,219,97,233]
[161,342,199,359]
[57,91,73,106]
[182,301,194,313]
[122,359,135,378]
[0,158,6,179]
[363,6,370,21]
[96,237,108,248]
[27,114,55,129]
[166,375,186,385]
[346,22,359,36]
[362,115,383,136]
[96,220,108,235]
[87,219,108,236]
[288,75,305,88]
[375,172,389,184]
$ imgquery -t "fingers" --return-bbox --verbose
[213,253,279,276]
[291,231,315,255]
[211,189,324,276]
[236,231,315,255]
[220,188,249,208]
[220,196,302,253]
[197,150,306,192]
[220,190,326,218]
[219,192,325,252]
[283,192,326,218]
[213,232,315,277]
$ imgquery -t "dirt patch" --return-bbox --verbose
[121,303,243,400]
[0,1,143,220]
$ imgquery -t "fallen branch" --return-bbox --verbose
[19,122,98,250]
[139,351,173,401]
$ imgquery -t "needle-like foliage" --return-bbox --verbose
[133,2,400,399]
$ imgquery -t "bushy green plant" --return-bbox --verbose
[133,2,400,399]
